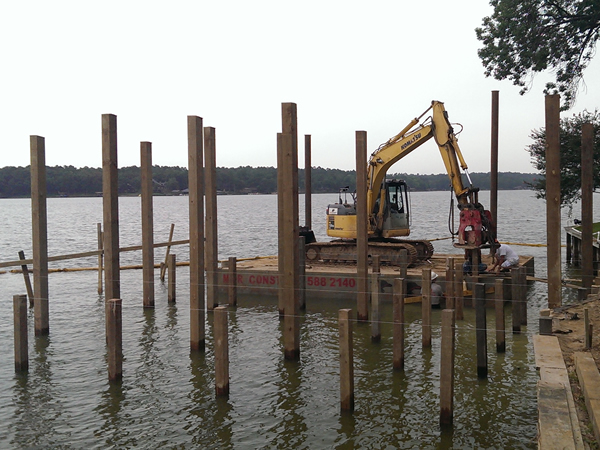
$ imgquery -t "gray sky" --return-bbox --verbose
[2,1,599,175]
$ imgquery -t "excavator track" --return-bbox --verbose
[305,239,434,267]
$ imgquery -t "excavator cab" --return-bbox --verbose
[380,179,410,238]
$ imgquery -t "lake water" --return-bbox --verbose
[0,191,593,448]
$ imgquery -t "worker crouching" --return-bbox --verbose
[487,243,519,273]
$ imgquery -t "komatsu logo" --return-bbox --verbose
[401,132,421,150]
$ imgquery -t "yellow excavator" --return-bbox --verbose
[305,100,497,266]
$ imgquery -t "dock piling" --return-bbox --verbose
[422,268,432,348]
[205,127,219,310]
[371,271,381,342]
[228,257,237,307]
[495,278,505,352]
[440,308,455,426]
[475,283,488,378]
[393,278,406,371]
[339,308,354,412]
[141,141,155,309]
[13,294,28,372]
[356,131,369,322]
[106,298,123,382]
[168,254,176,303]
[214,306,229,397]
[31,135,49,336]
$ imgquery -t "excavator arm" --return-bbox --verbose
[366,100,496,249]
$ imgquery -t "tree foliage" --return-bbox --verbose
[476,0,600,109]
[0,164,538,198]
[526,109,600,206]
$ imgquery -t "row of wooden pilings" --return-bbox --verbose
[12,104,311,390]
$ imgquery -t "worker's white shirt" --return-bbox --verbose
[497,244,519,266]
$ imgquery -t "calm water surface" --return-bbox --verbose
[0,191,594,448]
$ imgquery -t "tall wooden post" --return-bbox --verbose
[339,308,354,412]
[97,224,103,294]
[279,103,300,360]
[141,141,155,309]
[102,115,120,304]
[490,91,499,229]
[205,127,219,310]
[475,283,488,378]
[495,278,506,352]
[304,134,312,230]
[440,308,455,426]
[214,306,229,397]
[188,116,205,352]
[545,94,562,308]
[356,131,369,321]
[422,268,432,348]
[393,278,406,371]
[14,294,28,372]
[31,135,49,336]
[581,123,594,292]
[106,298,123,382]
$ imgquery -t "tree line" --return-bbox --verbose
[0,164,538,198]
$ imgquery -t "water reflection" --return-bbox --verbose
[95,380,126,447]
[11,335,62,447]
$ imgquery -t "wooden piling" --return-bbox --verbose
[188,115,205,352]
[475,283,488,378]
[168,253,176,303]
[31,135,49,336]
[495,278,505,353]
[339,308,354,412]
[393,278,406,371]
[97,223,103,294]
[106,298,123,382]
[304,134,312,230]
[299,236,306,310]
[141,141,155,309]
[511,268,521,334]
[440,308,455,426]
[582,123,594,291]
[520,266,528,326]
[205,127,219,310]
[214,306,229,397]
[160,224,175,282]
[490,90,499,229]
[422,268,432,348]
[228,257,237,307]
[445,257,455,310]
[356,131,369,322]
[279,103,300,360]
[545,94,562,308]
[372,255,381,274]
[13,294,28,372]
[399,249,408,279]
[371,272,381,342]
[454,260,464,320]
[102,114,120,304]
[18,250,34,307]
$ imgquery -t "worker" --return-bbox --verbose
[431,271,443,309]
[487,243,519,273]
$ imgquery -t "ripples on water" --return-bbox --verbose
[0,191,593,448]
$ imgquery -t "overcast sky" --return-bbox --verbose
[1,1,599,175]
